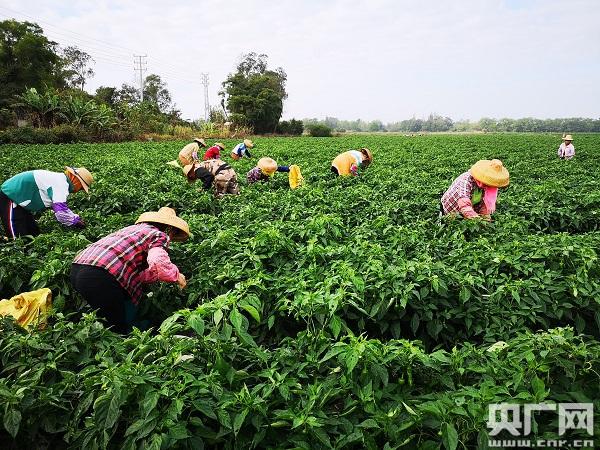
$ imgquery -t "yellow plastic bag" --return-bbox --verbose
[289,165,304,189]
[166,160,181,168]
[0,288,52,330]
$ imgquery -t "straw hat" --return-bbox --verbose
[257,157,277,176]
[65,167,93,193]
[214,142,226,149]
[136,207,190,241]
[470,159,510,188]
[193,138,207,146]
[562,134,573,141]
[182,164,196,178]
[243,139,254,148]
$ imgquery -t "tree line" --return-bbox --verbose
[1,18,598,142]
[303,115,600,133]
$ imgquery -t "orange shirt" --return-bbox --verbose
[331,151,363,176]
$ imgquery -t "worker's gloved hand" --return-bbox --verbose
[73,216,86,228]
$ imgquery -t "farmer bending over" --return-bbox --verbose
[71,207,188,333]
[184,160,240,198]
[331,148,373,176]
[203,142,226,161]
[231,139,254,160]
[441,159,510,221]
[178,137,207,166]
[0,167,93,239]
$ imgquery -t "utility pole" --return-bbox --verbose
[201,73,209,121]
[133,55,147,102]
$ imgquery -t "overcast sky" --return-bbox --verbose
[1,0,599,122]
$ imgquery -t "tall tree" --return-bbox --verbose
[61,46,95,90]
[143,74,171,112]
[221,52,287,133]
[0,20,63,108]
[95,86,118,107]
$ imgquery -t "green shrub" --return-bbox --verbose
[307,123,332,137]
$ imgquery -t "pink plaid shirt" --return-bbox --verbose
[73,223,172,304]
[441,171,488,216]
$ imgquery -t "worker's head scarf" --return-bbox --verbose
[65,170,83,192]
[475,179,499,213]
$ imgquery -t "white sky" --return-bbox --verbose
[1,0,599,122]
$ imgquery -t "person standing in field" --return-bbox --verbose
[203,142,226,161]
[441,159,510,221]
[331,148,373,176]
[230,139,254,160]
[0,167,93,239]
[70,207,189,333]
[178,138,207,166]
[183,160,240,198]
[557,134,575,160]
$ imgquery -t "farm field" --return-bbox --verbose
[1,134,600,449]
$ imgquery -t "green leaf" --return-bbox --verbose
[213,309,223,325]
[142,391,160,418]
[188,314,205,336]
[319,344,346,363]
[330,315,341,338]
[229,307,243,331]
[233,409,248,435]
[358,418,378,428]
[267,315,275,329]
[345,351,359,373]
[531,376,546,400]
[146,433,162,450]
[442,422,459,450]
[3,409,21,438]
[241,304,261,322]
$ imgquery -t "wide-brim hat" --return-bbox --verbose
[65,166,93,193]
[243,139,254,148]
[470,159,510,188]
[214,142,226,149]
[258,157,277,176]
[183,164,195,178]
[193,137,207,146]
[562,134,573,141]
[136,207,190,241]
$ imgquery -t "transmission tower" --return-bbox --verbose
[133,55,148,101]
[201,73,210,121]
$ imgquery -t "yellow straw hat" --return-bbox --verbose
[65,166,93,193]
[562,134,573,141]
[214,142,226,149]
[257,157,277,176]
[243,139,254,148]
[193,137,207,146]
[470,159,510,187]
[136,207,190,241]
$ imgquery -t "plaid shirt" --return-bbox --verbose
[247,167,269,183]
[441,171,486,215]
[73,223,170,304]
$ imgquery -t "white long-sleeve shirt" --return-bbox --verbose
[557,143,575,159]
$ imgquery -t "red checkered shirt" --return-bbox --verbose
[73,223,170,304]
[441,171,487,215]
